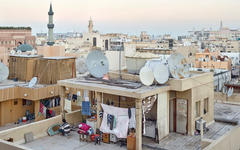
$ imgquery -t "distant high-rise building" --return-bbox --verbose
[220,20,223,30]
[47,3,55,46]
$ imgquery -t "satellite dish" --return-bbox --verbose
[76,57,88,74]
[153,64,169,84]
[168,53,190,79]
[10,50,16,55]
[17,50,22,55]
[139,66,154,86]
[31,49,37,55]
[0,62,9,82]
[86,50,109,78]
[28,77,37,88]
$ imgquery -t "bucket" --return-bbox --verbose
[22,116,27,122]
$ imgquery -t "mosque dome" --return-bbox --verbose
[17,44,33,52]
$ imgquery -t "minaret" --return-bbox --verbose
[88,17,93,33]
[47,3,55,46]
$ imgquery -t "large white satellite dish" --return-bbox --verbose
[0,62,9,82]
[28,77,37,88]
[17,50,22,55]
[76,57,88,74]
[168,53,190,79]
[86,50,109,78]
[153,64,169,84]
[10,50,16,55]
[139,66,154,86]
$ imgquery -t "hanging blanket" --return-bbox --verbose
[100,104,129,138]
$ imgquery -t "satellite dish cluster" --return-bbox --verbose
[140,53,191,86]
[76,50,109,78]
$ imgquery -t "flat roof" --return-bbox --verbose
[22,132,125,150]
[42,57,76,60]
[58,78,170,99]
[0,80,54,90]
[0,80,26,89]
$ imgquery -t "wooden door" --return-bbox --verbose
[176,99,188,134]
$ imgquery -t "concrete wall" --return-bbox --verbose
[0,110,82,144]
[203,126,240,150]
[105,51,126,71]
[157,92,169,140]
[215,92,240,104]
[37,46,65,57]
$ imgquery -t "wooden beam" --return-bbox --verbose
[95,92,102,129]
[135,98,142,150]
[59,86,65,119]
[34,100,40,119]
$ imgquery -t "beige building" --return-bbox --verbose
[0,27,36,51]
[195,49,232,70]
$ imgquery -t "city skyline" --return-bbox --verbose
[0,0,240,36]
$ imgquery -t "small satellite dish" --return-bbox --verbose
[168,53,190,79]
[139,66,154,86]
[0,62,9,82]
[31,49,37,55]
[17,50,22,55]
[10,50,16,55]
[227,87,234,97]
[86,50,109,78]
[28,77,37,88]
[153,64,169,84]
[76,57,88,74]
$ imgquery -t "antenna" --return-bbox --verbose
[168,53,190,79]
[86,50,109,78]
[0,62,9,82]
[76,57,88,74]
[28,77,37,88]
[139,66,154,86]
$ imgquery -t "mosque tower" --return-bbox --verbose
[47,3,55,46]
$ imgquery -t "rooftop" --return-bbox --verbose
[0,27,31,30]
[9,102,238,150]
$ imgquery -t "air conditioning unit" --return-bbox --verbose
[195,119,206,131]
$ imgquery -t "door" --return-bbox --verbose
[176,99,188,134]
[169,99,176,132]
[93,37,97,47]
[105,40,108,50]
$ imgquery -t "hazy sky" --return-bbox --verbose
[0,0,239,36]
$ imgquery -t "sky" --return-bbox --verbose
[0,0,240,36]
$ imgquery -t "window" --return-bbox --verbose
[22,99,32,106]
[204,98,209,114]
[195,101,200,117]
[14,100,18,105]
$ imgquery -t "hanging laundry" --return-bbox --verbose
[40,103,44,114]
[129,108,136,129]
[82,101,91,116]
[100,104,129,138]
[64,99,72,113]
